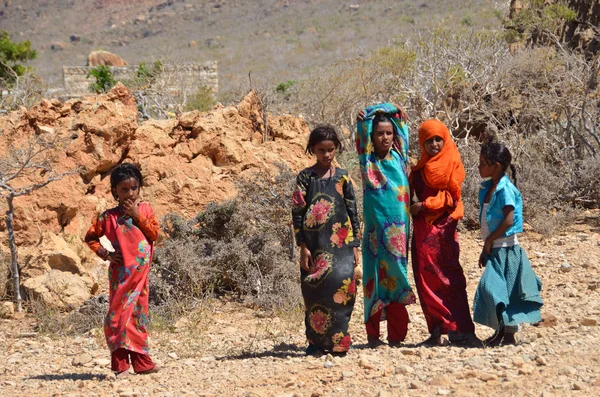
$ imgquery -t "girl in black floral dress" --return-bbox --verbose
[292,125,361,355]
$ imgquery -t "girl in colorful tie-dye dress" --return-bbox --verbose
[85,163,160,377]
[356,104,416,348]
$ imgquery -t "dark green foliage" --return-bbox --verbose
[0,30,37,84]
[87,65,116,93]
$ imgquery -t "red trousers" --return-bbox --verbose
[111,348,155,373]
[365,302,409,342]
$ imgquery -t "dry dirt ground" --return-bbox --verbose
[1,213,600,397]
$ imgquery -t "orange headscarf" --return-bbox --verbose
[410,119,465,224]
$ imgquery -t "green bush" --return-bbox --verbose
[87,65,116,93]
[185,86,216,112]
[0,30,37,85]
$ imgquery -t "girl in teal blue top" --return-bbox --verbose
[473,141,543,346]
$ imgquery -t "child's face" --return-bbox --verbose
[112,177,140,206]
[478,154,497,178]
[312,139,337,168]
[423,136,444,157]
[372,121,394,156]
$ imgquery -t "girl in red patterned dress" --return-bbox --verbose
[85,163,160,378]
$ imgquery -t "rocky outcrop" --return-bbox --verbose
[0,83,311,309]
[87,50,128,67]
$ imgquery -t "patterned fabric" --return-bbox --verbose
[479,175,523,237]
[473,245,543,330]
[411,170,475,335]
[292,167,360,352]
[85,203,159,354]
[357,103,415,324]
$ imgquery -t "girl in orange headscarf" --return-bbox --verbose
[409,119,480,346]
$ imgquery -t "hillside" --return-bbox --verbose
[0,0,502,94]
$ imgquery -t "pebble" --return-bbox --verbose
[93,358,110,367]
[559,262,572,273]
[395,364,414,375]
[512,357,525,368]
[376,391,392,397]
[342,371,355,379]
[408,381,422,389]
[428,375,450,387]
[536,356,548,366]
[72,353,93,366]
[581,317,598,326]
[518,365,535,375]
[559,366,577,376]
[465,357,486,369]
[478,373,498,382]
[573,382,586,391]
[323,361,334,368]
[437,389,451,396]
[358,358,375,370]
[168,352,179,360]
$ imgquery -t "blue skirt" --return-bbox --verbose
[473,245,543,330]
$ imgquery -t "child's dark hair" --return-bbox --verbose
[110,163,143,199]
[372,113,394,133]
[305,125,342,155]
[480,140,518,185]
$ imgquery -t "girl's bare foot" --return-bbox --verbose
[137,365,161,375]
[115,370,130,379]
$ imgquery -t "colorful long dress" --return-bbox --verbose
[292,167,360,352]
[85,203,159,358]
[411,170,475,338]
[356,104,415,330]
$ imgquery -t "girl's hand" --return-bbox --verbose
[353,247,360,267]
[123,199,140,220]
[357,109,366,122]
[108,251,123,265]
[392,103,410,121]
[478,251,487,268]
[483,237,493,255]
[410,202,423,216]
[299,244,312,271]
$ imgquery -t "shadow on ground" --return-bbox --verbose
[27,372,112,382]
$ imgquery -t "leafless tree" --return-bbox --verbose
[0,132,77,312]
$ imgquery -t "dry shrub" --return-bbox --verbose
[264,27,599,237]
[31,295,106,335]
[150,164,301,312]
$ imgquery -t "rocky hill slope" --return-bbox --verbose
[0,0,500,93]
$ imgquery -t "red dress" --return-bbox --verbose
[85,202,159,371]
[411,171,475,338]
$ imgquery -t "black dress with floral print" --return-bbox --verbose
[292,167,361,352]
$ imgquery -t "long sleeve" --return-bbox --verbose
[84,215,107,259]
[342,175,361,247]
[135,203,160,242]
[423,190,456,212]
[291,171,310,246]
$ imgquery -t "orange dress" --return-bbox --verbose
[85,203,159,354]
